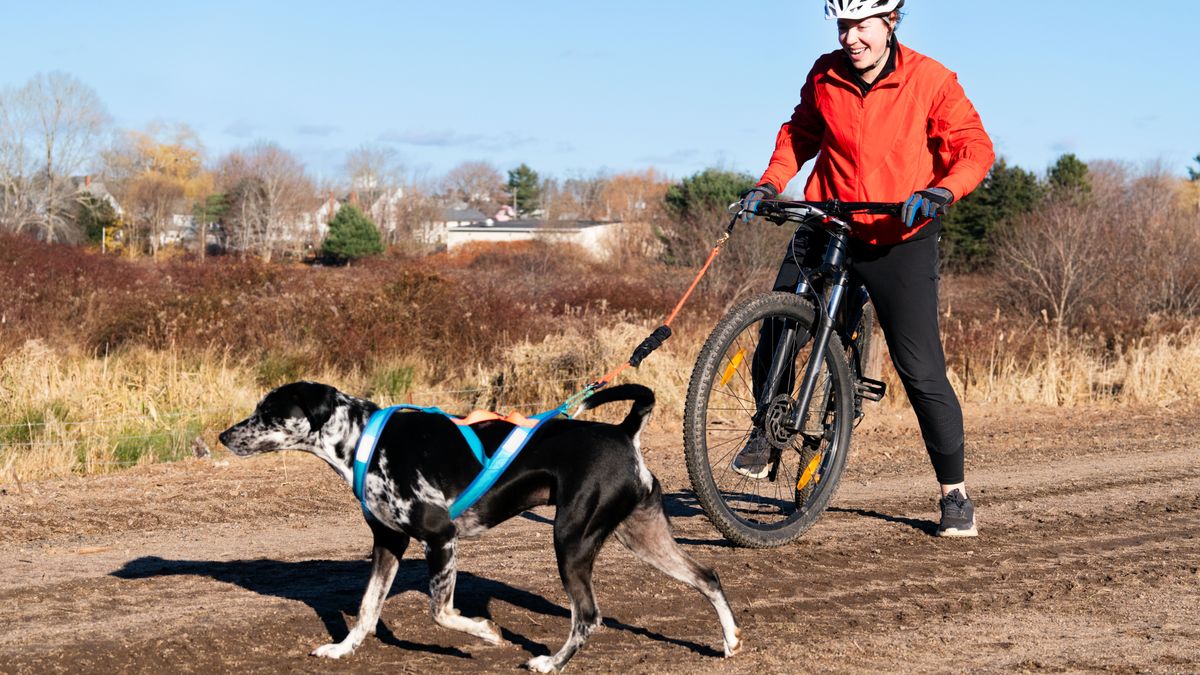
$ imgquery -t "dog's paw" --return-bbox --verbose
[524,655,559,673]
[723,627,743,657]
[478,619,505,645]
[310,642,355,659]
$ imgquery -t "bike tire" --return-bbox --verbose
[684,292,854,548]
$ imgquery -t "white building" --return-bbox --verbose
[445,219,623,258]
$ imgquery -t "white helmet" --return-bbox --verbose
[825,0,903,20]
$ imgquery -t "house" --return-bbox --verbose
[70,175,123,217]
[419,207,488,245]
[445,219,623,257]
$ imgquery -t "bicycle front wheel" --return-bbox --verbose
[684,292,854,548]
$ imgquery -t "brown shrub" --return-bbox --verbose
[994,165,1200,336]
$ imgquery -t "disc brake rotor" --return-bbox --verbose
[762,394,798,450]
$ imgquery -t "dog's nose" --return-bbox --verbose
[218,429,231,446]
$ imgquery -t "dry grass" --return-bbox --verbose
[0,321,704,483]
[948,325,1200,406]
[0,341,257,482]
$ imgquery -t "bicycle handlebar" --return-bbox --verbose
[753,199,902,230]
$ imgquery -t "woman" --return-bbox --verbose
[732,0,994,537]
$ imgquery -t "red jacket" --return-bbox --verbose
[759,42,995,245]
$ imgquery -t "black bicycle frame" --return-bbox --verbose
[785,226,851,433]
[749,200,900,435]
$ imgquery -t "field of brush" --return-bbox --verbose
[2,232,1197,483]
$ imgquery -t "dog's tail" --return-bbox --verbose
[580,384,655,438]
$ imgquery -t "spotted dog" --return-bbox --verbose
[219,381,741,672]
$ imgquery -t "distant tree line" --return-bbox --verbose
[3,70,1199,295]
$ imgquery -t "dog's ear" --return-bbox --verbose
[289,381,337,431]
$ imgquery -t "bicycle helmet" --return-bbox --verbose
[825,0,904,20]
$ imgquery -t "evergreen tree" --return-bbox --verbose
[941,158,1044,269]
[74,194,118,245]
[1048,153,1091,196]
[507,164,541,217]
[322,204,383,263]
[193,193,229,255]
[1188,154,1200,182]
[664,168,756,220]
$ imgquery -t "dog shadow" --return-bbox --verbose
[827,506,938,535]
[521,491,736,548]
[112,555,721,660]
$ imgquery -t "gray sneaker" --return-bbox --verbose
[730,432,772,479]
[937,489,978,537]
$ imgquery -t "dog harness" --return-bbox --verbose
[352,404,568,522]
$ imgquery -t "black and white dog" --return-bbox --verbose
[219,381,741,672]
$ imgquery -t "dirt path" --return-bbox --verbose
[1,403,1198,673]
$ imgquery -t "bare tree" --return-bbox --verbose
[0,72,109,242]
[604,169,668,223]
[997,199,1111,328]
[342,143,404,242]
[562,172,611,220]
[215,143,315,261]
[441,161,504,215]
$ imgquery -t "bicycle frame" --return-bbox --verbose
[749,200,900,436]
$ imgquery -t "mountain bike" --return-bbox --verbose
[683,199,901,548]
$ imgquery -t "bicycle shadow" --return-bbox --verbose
[827,507,938,535]
[111,555,721,659]
[663,490,741,548]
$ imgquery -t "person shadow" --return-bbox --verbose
[826,507,939,535]
[111,553,722,661]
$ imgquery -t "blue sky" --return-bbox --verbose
[2,1,1197,184]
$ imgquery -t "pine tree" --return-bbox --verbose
[1048,153,1091,196]
[323,204,384,263]
[507,164,542,217]
[74,194,118,245]
[941,158,1044,269]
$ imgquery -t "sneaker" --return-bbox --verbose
[937,489,978,537]
[730,432,772,479]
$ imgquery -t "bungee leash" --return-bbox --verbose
[572,213,741,403]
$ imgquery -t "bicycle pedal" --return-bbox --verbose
[855,377,887,402]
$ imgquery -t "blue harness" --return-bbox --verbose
[352,404,567,521]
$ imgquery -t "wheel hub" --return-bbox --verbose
[763,394,798,449]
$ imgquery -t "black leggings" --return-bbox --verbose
[761,228,965,485]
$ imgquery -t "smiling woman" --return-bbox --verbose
[733,0,995,537]
[835,4,900,83]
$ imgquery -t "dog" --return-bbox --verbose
[219,381,741,672]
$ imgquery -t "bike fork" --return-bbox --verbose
[787,272,848,433]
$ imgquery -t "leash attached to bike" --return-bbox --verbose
[576,213,742,401]
[354,211,744,522]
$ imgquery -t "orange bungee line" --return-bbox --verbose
[589,229,733,394]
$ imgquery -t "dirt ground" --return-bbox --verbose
[1,402,1198,674]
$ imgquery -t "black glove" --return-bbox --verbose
[739,183,778,222]
[901,187,954,228]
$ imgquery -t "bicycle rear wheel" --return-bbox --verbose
[684,292,854,547]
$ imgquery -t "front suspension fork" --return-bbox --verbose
[786,273,848,433]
